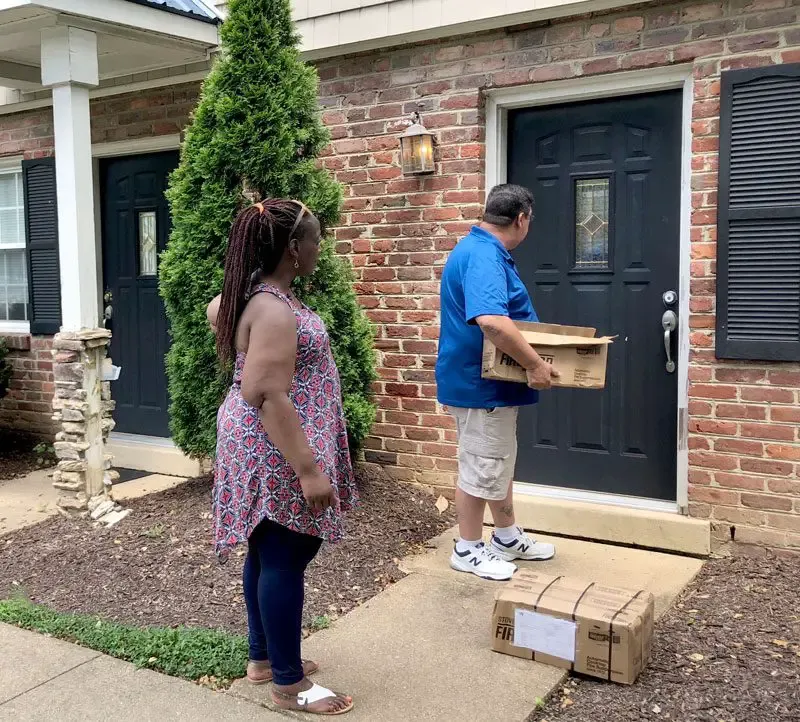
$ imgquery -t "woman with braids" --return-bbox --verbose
[206,199,357,716]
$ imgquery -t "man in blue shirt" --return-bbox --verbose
[436,184,557,581]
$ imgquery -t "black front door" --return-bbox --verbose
[101,152,178,438]
[508,91,682,501]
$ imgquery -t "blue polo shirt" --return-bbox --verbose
[436,226,539,409]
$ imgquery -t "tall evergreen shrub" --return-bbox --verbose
[160,0,376,458]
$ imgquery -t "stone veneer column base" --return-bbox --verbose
[51,329,119,515]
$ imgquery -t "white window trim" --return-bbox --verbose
[485,65,693,516]
[0,156,30,334]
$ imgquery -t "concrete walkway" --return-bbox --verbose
[230,527,704,722]
[0,623,282,722]
[0,469,188,535]
[1,495,703,722]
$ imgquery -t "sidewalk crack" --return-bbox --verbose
[0,652,102,707]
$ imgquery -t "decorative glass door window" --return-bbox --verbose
[574,178,610,268]
[0,169,28,322]
[138,211,157,277]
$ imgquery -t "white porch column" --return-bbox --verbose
[40,28,120,514]
[41,26,99,331]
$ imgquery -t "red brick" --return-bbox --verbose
[492,70,530,87]
[613,16,645,33]
[744,9,797,29]
[767,478,800,495]
[420,442,457,458]
[690,383,737,400]
[765,513,800,534]
[423,207,461,221]
[768,370,800,386]
[766,445,800,461]
[689,451,738,471]
[582,57,620,75]
[721,54,775,70]
[715,473,766,491]
[682,3,724,22]
[385,383,419,398]
[405,427,440,442]
[401,398,437,413]
[741,493,793,512]
[690,419,737,435]
[531,64,575,82]
[712,506,767,526]
[740,423,795,441]
[771,406,800,424]
[728,32,781,53]
[734,526,788,547]
[714,438,763,456]
[740,387,793,403]
[441,94,480,110]
[715,368,766,383]
[689,400,713,416]
[740,458,794,477]
[689,486,739,505]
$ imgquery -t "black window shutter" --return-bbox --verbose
[716,63,800,361]
[23,157,62,336]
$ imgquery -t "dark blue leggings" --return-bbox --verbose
[243,518,323,686]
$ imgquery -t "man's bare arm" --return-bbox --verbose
[476,315,558,390]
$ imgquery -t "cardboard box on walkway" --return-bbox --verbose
[481,322,613,389]
[491,571,655,685]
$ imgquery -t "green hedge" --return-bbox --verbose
[159,0,376,459]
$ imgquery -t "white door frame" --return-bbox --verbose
[485,65,693,515]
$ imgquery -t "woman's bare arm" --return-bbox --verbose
[207,294,221,333]
[240,295,334,510]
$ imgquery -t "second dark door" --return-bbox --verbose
[101,151,178,438]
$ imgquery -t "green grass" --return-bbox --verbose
[0,598,247,684]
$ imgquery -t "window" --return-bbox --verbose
[138,211,157,277]
[0,167,27,325]
[716,64,800,361]
[574,178,610,269]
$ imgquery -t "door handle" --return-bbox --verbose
[662,310,677,373]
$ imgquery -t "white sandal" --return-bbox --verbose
[273,682,354,716]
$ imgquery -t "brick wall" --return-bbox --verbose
[0,83,200,437]
[1,5,798,550]
[0,334,55,437]
[313,0,800,550]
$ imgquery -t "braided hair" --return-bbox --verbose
[216,199,310,365]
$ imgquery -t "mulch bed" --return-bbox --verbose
[0,429,55,481]
[0,466,455,634]
[528,554,800,722]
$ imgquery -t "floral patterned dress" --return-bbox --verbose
[212,283,358,559]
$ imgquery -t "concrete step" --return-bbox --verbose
[494,491,710,556]
[107,433,202,478]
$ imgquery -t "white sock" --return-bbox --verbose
[456,537,482,553]
[494,525,521,543]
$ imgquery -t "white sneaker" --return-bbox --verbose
[450,542,517,581]
[490,528,556,562]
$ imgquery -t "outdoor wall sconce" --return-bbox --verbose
[400,112,435,176]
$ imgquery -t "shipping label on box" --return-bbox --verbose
[481,321,613,389]
[491,571,655,685]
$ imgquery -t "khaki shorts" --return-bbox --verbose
[449,406,519,501]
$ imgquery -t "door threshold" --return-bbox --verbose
[496,483,710,556]
[107,433,203,477]
[513,482,679,514]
